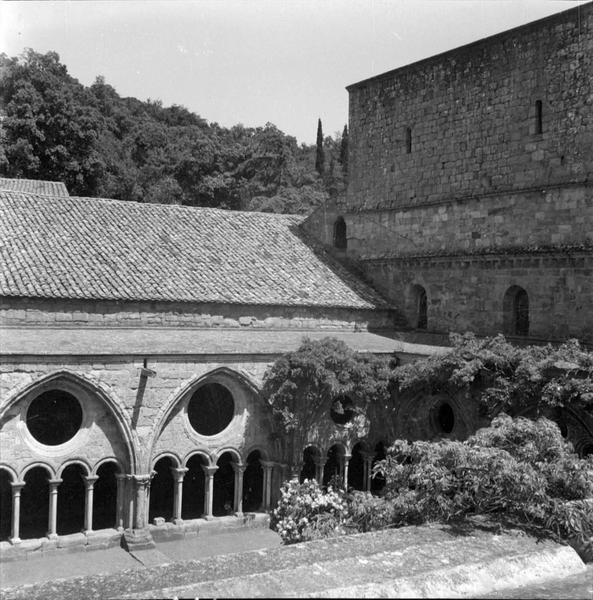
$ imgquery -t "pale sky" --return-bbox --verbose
[1,0,589,144]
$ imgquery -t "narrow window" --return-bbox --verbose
[503,285,529,336]
[412,284,427,330]
[535,100,543,135]
[405,127,412,154]
[333,216,347,249]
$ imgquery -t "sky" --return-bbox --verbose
[1,0,590,144]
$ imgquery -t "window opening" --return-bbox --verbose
[27,390,82,446]
[188,383,234,436]
[405,127,412,153]
[333,216,347,249]
[535,100,543,134]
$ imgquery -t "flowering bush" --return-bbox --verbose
[344,490,396,533]
[271,478,347,544]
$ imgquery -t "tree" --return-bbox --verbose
[315,118,325,176]
[260,337,393,467]
[339,124,349,177]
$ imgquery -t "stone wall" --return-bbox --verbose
[0,297,396,332]
[346,4,593,211]
[345,185,592,259]
[362,250,593,343]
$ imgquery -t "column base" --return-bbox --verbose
[9,536,21,545]
[47,533,58,540]
[121,528,156,552]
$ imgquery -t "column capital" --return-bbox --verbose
[83,475,100,490]
[115,473,127,481]
[314,458,327,467]
[170,467,188,481]
[10,481,25,491]
[231,462,246,474]
[201,465,219,477]
[343,453,352,460]
[48,478,63,488]
[132,474,153,488]
[259,460,275,470]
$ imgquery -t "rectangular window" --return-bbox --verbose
[405,127,412,153]
[535,100,543,135]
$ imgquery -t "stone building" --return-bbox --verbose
[1,4,592,560]
[305,3,593,346]
[0,183,443,556]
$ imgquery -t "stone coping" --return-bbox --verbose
[0,327,448,357]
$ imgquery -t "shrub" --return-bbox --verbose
[375,416,593,549]
[270,478,347,544]
[344,490,396,532]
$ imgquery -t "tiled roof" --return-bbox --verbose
[0,191,390,309]
[0,177,69,197]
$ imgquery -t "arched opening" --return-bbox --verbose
[0,470,12,541]
[503,286,529,336]
[243,451,263,512]
[182,455,206,520]
[330,396,354,425]
[58,464,86,535]
[348,443,365,491]
[93,462,118,531]
[213,452,236,517]
[21,467,50,539]
[434,402,455,434]
[371,442,386,495]
[300,446,318,483]
[26,389,82,446]
[323,445,344,489]
[581,444,593,458]
[149,457,175,524]
[333,216,347,250]
[411,284,428,330]
[188,383,234,436]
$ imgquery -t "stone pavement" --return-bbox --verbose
[0,524,588,599]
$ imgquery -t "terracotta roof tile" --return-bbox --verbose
[0,177,69,197]
[0,191,390,309]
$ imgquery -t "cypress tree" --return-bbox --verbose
[315,118,324,175]
[339,124,348,176]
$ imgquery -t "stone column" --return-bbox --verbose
[171,467,188,524]
[314,459,326,485]
[83,475,99,534]
[132,474,152,529]
[201,465,218,520]
[126,475,135,529]
[289,462,303,481]
[47,478,62,539]
[362,453,374,492]
[115,473,126,530]
[343,454,352,490]
[10,481,25,544]
[260,460,275,510]
[232,463,246,516]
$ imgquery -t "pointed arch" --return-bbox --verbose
[1,370,137,472]
[150,366,263,460]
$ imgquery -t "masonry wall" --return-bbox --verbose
[362,250,593,343]
[347,4,593,211]
[0,297,396,332]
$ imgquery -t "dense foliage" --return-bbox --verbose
[392,333,593,421]
[376,415,593,555]
[0,49,347,212]
[261,337,394,463]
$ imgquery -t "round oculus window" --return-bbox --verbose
[26,389,83,446]
[187,383,234,436]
